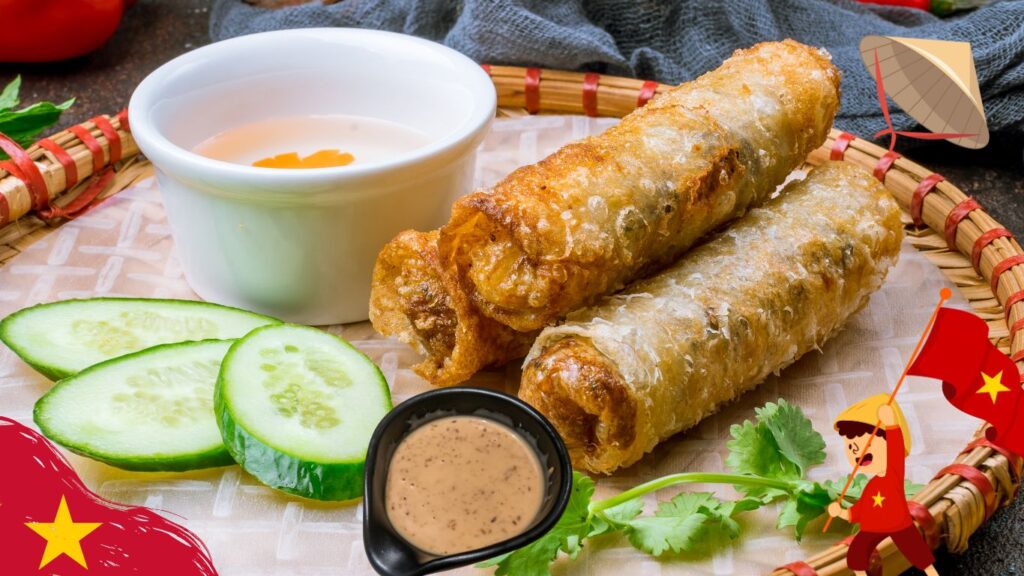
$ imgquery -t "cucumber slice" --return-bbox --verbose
[1,298,279,380]
[34,340,235,472]
[216,324,392,501]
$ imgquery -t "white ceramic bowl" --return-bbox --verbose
[130,28,495,324]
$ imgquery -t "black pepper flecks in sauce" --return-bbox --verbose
[385,416,545,555]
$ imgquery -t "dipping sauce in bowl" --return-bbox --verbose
[129,28,495,325]
[192,114,431,169]
[385,416,544,555]
[363,387,571,576]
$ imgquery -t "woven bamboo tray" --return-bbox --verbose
[0,66,1021,576]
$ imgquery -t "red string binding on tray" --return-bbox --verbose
[116,107,130,133]
[933,463,997,519]
[37,168,114,221]
[1005,290,1024,321]
[582,73,600,117]
[972,228,1013,273]
[906,501,940,549]
[524,67,541,115]
[637,80,658,108]
[91,116,121,164]
[1006,291,1024,322]
[480,64,492,75]
[962,437,1022,483]
[991,254,1024,294]
[1008,289,1024,340]
[1010,318,1024,339]
[830,132,855,161]
[779,561,818,576]
[0,157,94,222]
[69,125,105,173]
[1013,349,1024,363]
[0,163,12,226]
[0,133,49,211]
[37,138,79,190]
[872,150,900,182]
[911,173,944,227]
[944,197,980,251]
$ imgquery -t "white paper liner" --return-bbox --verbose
[0,115,973,575]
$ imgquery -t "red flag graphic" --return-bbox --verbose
[907,307,1024,457]
[0,417,217,575]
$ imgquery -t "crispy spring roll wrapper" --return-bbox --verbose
[369,230,536,386]
[519,162,904,474]
[439,40,841,332]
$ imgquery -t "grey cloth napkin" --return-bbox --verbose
[210,0,1024,137]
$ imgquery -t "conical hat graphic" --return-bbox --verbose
[860,35,989,149]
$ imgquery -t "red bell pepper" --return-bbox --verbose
[0,1,129,62]
[856,0,992,14]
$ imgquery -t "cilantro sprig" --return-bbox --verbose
[0,76,74,158]
[483,399,922,575]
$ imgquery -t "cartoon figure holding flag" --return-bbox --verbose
[826,286,1024,573]
[827,395,939,575]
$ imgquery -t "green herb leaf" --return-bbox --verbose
[622,512,708,556]
[824,473,870,501]
[726,423,798,499]
[622,493,716,556]
[485,399,911,573]
[618,492,751,557]
[0,75,74,159]
[0,76,21,111]
[731,496,766,514]
[777,481,833,539]
[726,419,799,481]
[600,497,644,526]
[726,399,827,500]
[712,496,763,538]
[0,99,75,147]
[757,400,826,473]
[478,471,597,576]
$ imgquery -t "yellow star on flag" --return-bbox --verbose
[872,492,885,507]
[24,495,102,569]
[976,370,1011,404]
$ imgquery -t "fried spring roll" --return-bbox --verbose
[439,40,841,332]
[369,230,536,386]
[519,163,903,474]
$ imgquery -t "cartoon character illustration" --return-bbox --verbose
[827,394,939,576]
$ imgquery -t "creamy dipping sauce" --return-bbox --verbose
[192,114,430,168]
[385,415,545,556]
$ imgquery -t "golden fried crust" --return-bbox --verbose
[439,39,842,332]
[369,230,535,387]
[520,337,637,468]
[519,163,903,474]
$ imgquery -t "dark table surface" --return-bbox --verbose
[3,1,1023,574]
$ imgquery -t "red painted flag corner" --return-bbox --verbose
[908,307,1024,457]
[0,417,218,575]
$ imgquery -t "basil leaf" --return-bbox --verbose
[0,76,21,111]
[0,98,75,158]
